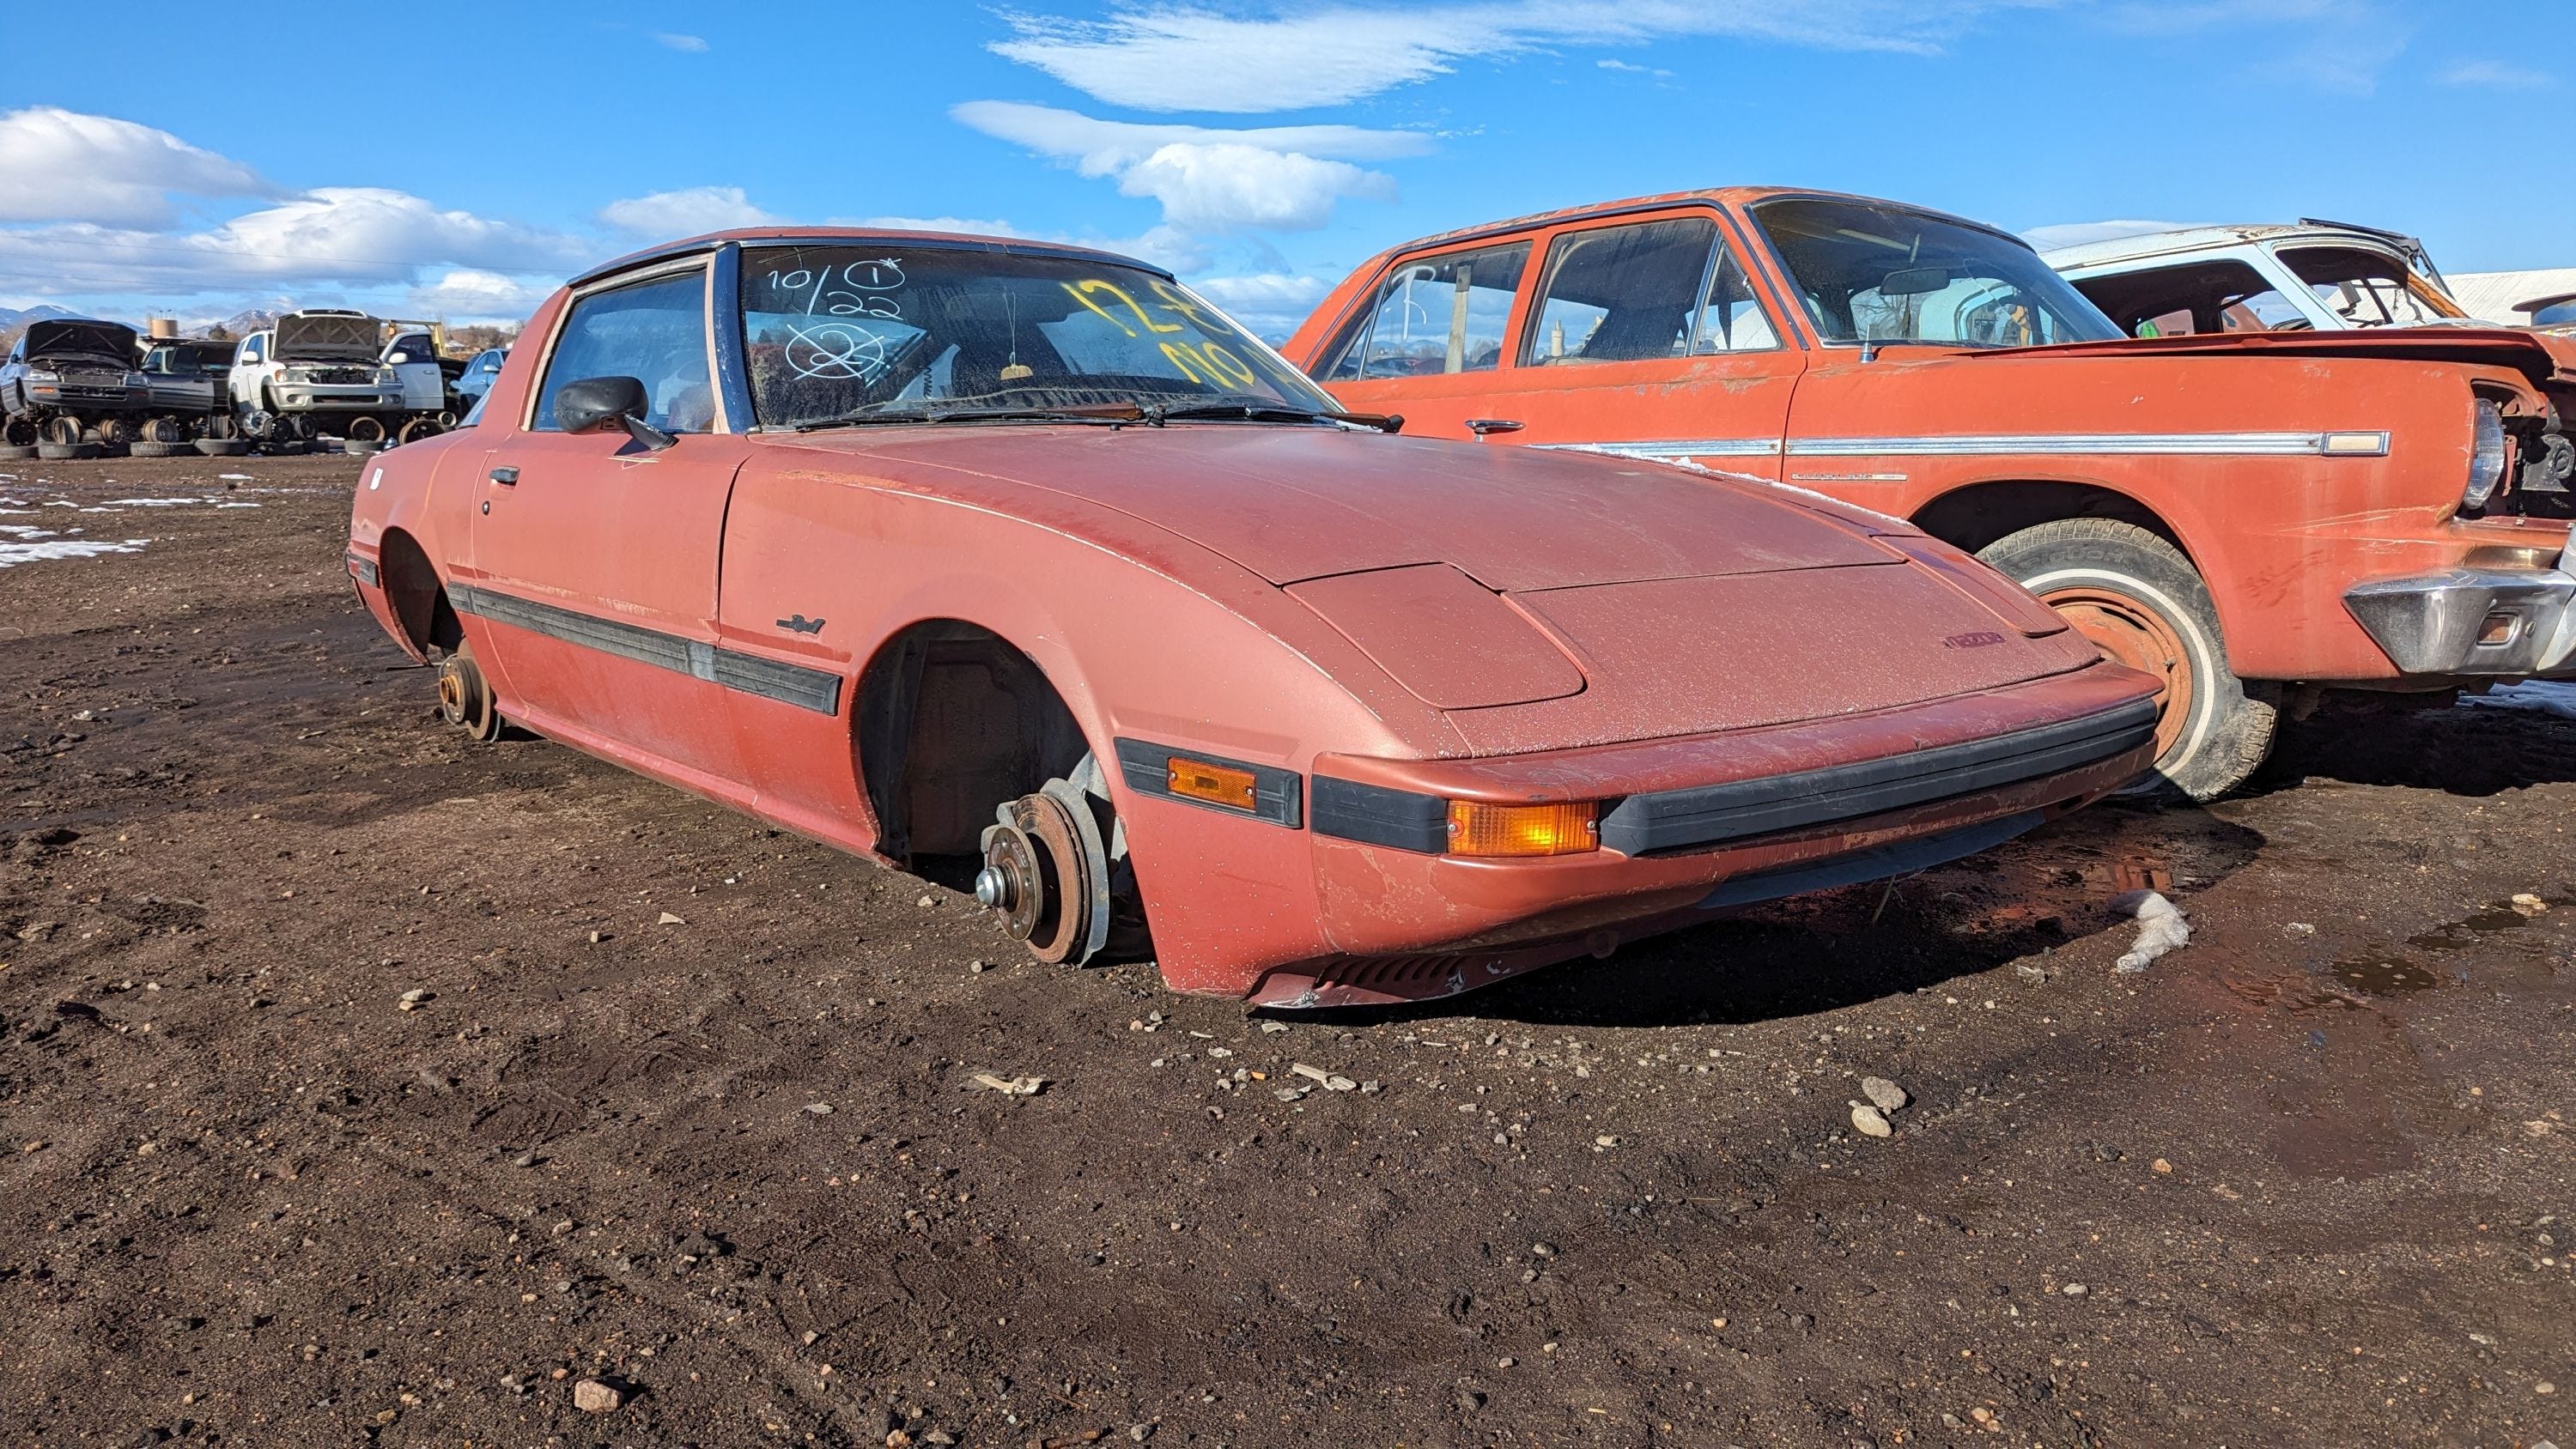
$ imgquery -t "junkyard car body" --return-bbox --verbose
[453,347,509,406]
[345,227,2160,1006]
[229,311,404,435]
[1,319,151,440]
[2040,221,2484,335]
[381,324,452,417]
[1287,188,2576,799]
[136,338,234,421]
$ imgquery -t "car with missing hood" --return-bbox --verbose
[344,227,2159,1007]
[1,318,153,454]
[1287,188,2576,802]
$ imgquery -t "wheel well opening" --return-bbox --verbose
[377,529,461,658]
[1911,482,2190,562]
[857,621,1090,867]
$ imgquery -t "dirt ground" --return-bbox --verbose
[1,454,2571,1449]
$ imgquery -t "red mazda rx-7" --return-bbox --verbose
[344,227,2160,1007]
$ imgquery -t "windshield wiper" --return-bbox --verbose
[795,403,1147,433]
[1149,402,1404,433]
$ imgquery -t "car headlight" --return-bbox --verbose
[377,369,399,386]
[2466,399,2509,511]
[125,372,149,387]
[24,370,58,383]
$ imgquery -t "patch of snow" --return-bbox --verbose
[215,501,261,509]
[100,497,216,507]
[0,524,59,538]
[217,473,254,482]
[2461,681,2576,721]
[0,537,149,568]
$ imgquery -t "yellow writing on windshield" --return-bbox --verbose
[1061,278,1182,338]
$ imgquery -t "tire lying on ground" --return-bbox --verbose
[0,444,38,461]
[1978,517,2277,802]
[193,438,250,457]
[130,440,193,458]
[347,440,384,456]
[36,442,104,461]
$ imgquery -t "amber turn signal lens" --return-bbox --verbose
[1168,756,1259,812]
[1446,800,1599,858]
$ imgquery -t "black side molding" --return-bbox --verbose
[1112,738,1303,828]
[1312,776,1448,852]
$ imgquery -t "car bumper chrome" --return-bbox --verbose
[2343,567,2576,676]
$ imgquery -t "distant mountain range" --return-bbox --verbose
[0,304,82,328]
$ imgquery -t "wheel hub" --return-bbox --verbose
[2043,585,2196,761]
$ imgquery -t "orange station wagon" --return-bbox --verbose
[1289,189,2576,799]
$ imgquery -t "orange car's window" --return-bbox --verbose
[737,246,1336,427]
[532,271,714,433]
[1521,217,1782,366]
[1319,242,1529,381]
[1752,196,2118,349]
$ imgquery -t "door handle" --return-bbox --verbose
[1465,418,1523,438]
[488,466,519,485]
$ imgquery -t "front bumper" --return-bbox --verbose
[1231,667,2160,1007]
[2343,567,2576,676]
[275,384,395,411]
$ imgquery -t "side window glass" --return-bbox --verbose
[1526,218,1720,365]
[2135,306,2196,337]
[1322,242,1529,380]
[1692,241,1780,354]
[240,336,264,365]
[532,271,714,433]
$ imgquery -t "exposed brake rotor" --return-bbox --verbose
[978,780,1115,966]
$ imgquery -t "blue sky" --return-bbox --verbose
[1,0,2567,336]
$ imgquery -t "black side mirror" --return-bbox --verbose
[554,375,675,451]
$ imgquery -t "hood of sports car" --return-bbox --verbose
[811,423,1897,591]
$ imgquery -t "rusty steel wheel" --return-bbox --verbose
[41,415,82,446]
[1981,517,2276,802]
[2040,585,2199,762]
[435,642,503,743]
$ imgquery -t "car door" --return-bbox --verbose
[1307,238,1537,439]
[463,261,754,784]
[1312,211,1804,478]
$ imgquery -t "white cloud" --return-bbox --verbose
[2437,59,2555,90]
[952,100,1416,234]
[1121,143,1396,232]
[1597,58,1675,76]
[987,2,2048,112]
[0,106,274,227]
[653,32,708,52]
[405,269,553,323]
[598,185,780,236]
[1182,270,1332,336]
[0,187,589,299]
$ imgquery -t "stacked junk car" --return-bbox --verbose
[1,309,471,461]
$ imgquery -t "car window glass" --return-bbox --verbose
[532,270,714,433]
[1525,218,1720,365]
[1694,241,1780,353]
[1322,242,1530,380]
[2071,258,2306,336]
[2537,299,2576,327]
[2278,246,2464,327]
[738,246,1333,426]
[240,336,264,364]
[1753,197,2117,347]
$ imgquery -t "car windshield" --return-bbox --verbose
[1750,197,2120,349]
[738,245,1340,427]
[2277,246,2465,327]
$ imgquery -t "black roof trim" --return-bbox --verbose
[568,233,1176,289]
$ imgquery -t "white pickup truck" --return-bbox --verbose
[229,310,450,446]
